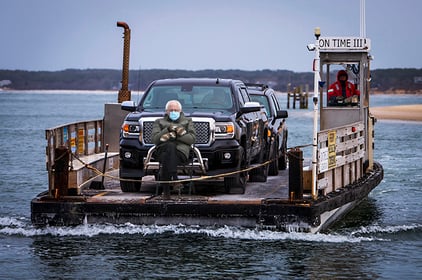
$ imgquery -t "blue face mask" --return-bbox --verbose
[169,111,180,121]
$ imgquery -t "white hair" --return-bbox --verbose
[165,100,182,111]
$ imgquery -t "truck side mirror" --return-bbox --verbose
[239,101,261,114]
[275,110,288,119]
[121,101,137,112]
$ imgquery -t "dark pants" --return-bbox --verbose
[156,141,187,181]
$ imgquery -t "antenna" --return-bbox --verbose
[360,0,366,37]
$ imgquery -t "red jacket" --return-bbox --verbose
[328,70,360,100]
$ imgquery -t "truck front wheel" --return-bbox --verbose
[224,147,247,194]
[268,139,279,176]
[279,132,288,170]
[120,178,141,192]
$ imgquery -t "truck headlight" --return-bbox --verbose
[122,121,140,138]
[215,122,234,139]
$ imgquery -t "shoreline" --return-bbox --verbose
[371,104,422,122]
[1,89,421,122]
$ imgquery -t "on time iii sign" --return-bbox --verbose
[318,37,371,51]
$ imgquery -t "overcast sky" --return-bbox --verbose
[1,0,420,72]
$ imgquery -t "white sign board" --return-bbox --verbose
[318,147,329,173]
[318,37,371,51]
[319,147,328,161]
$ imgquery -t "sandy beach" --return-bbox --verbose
[371,104,422,122]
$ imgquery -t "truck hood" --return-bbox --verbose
[125,110,234,122]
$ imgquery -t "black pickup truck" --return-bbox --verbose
[247,83,288,175]
[119,78,275,193]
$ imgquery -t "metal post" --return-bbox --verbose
[117,21,131,103]
[287,93,290,109]
[53,146,69,198]
[288,148,303,200]
[287,83,291,109]
[311,27,321,200]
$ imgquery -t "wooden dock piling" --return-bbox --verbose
[287,85,309,109]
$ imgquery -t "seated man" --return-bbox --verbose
[151,100,196,197]
[328,70,360,106]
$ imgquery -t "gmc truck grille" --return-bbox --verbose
[142,120,211,145]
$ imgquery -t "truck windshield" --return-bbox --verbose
[250,95,271,117]
[142,85,235,112]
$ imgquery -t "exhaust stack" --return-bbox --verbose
[117,21,131,103]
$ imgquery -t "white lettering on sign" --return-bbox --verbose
[318,37,371,51]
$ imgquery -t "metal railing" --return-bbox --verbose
[45,119,104,191]
[317,121,365,193]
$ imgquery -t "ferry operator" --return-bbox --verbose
[328,70,360,106]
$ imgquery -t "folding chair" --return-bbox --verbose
[143,145,208,195]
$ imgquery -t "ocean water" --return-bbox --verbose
[0,91,421,279]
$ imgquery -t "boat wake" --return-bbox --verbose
[350,223,421,240]
[3,216,419,243]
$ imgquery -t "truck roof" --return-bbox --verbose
[150,78,244,87]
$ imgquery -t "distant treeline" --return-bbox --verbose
[1,68,421,93]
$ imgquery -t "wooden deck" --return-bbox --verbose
[83,169,291,204]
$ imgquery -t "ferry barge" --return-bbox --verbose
[31,25,383,233]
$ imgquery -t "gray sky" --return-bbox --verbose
[1,0,420,72]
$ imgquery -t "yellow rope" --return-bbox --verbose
[70,144,310,185]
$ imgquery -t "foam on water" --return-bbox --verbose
[351,223,421,235]
[1,215,396,243]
